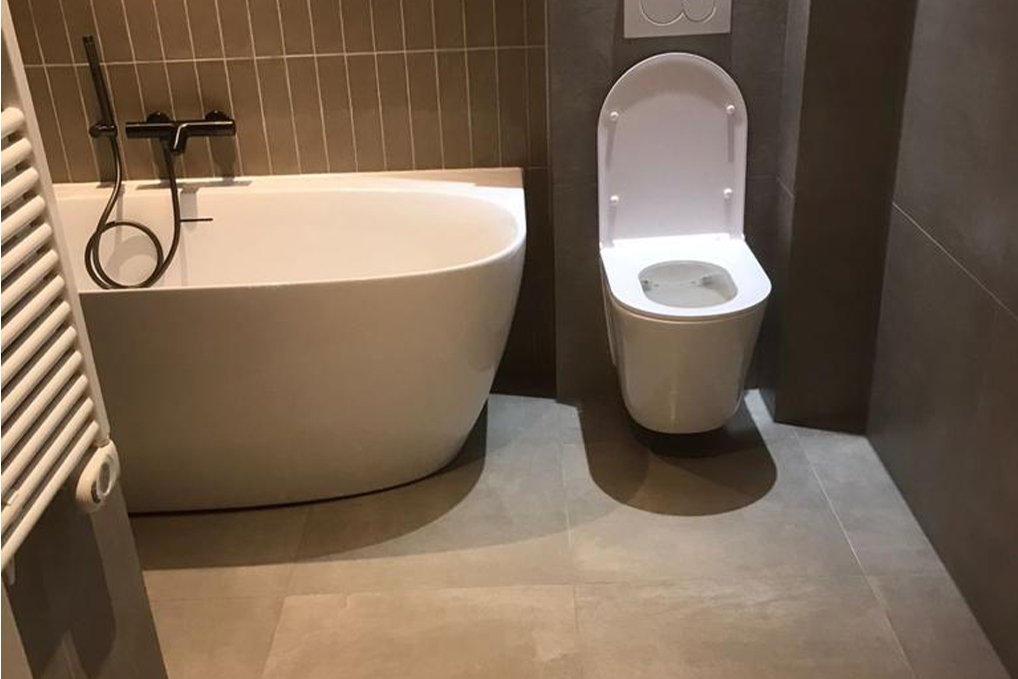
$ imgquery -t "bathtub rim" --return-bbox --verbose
[57,167,527,294]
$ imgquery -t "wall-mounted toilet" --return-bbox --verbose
[598,53,771,433]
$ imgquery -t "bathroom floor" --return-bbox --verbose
[130,391,1009,679]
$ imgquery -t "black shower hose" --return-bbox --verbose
[84,136,181,289]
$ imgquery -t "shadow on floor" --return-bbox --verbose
[133,409,490,568]
[577,399,778,516]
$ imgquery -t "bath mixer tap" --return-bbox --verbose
[125,110,236,154]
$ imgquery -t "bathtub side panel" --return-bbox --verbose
[80,250,522,510]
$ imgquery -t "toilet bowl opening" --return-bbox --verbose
[639,261,738,308]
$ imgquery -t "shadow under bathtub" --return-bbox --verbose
[132,408,491,570]
[575,398,778,517]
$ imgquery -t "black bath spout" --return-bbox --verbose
[125,110,236,154]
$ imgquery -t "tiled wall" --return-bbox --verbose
[8,0,548,181]
[869,0,1018,671]
[8,0,555,394]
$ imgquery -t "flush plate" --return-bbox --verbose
[625,0,732,38]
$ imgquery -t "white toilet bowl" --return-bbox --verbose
[597,53,771,433]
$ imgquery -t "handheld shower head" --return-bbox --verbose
[82,36,117,138]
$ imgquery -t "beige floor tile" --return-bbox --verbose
[262,587,581,679]
[563,412,861,582]
[150,596,283,679]
[289,440,573,593]
[575,577,913,679]
[870,573,1010,679]
[132,504,308,600]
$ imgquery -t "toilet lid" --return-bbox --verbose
[598,53,748,247]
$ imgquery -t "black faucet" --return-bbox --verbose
[125,110,236,155]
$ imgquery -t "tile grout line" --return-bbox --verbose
[305,0,331,173]
[368,0,389,170]
[337,0,361,171]
[242,0,275,174]
[60,0,104,180]
[430,0,446,168]
[492,0,503,166]
[793,428,919,679]
[461,0,474,165]
[178,0,219,175]
[26,0,73,181]
[398,0,417,170]
[273,0,303,172]
[212,0,244,176]
[148,0,184,179]
[893,202,1018,323]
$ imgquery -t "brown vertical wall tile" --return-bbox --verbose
[308,0,344,52]
[436,51,469,167]
[155,0,193,59]
[226,59,271,174]
[433,0,463,48]
[91,0,134,61]
[341,0,373,52]
[376,53,413,170]
[218,0,255,57]
[75,66,115,181]
[316,55,356,172]
[467,49,498,166]
[403,0,434,50]
[526,45,545,165]
[525,0,543,45]
[495,0,525,45]
[286,57,328,172]
[106,65,156,179]
[464,0,493,46]
[62,0,100,63]
[406,52,442,169]
[257,58,299,173]
[9,0,42,65]
[25,67,69,181]
[123,0,163,60]
[135,63,175,177]
[195,60,238,176]
[248,0,284,55]
[185,0,224,57]
[497,48,527,166]
[165,62,212,176]
[279,0,313,53]
[372,0,404,50]
[346,54,385,170]
[32,0,72,63]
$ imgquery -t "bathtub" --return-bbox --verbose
[55,169,525,511]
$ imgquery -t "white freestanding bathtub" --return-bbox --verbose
[55,169,525,511]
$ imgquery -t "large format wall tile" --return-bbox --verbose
[870,207,1018,673]
[893,0,1018,314]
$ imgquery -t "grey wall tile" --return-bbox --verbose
[195,59,239,176]
[406,52,443,168]
[341,0,374,52]
[893,0,1018,316]
[183,0,223,58]
[249,0,285,55]
[464,0,494,47]
[376,53,413,170]
[403,0,434,49]
[495,0,525,45]
[32,0,73,63]
[25,67,70,182]
[870,207,1018,673]
[226,59,271,175]
[75,65,116,180]
[346,53,385,170]
[467,49,498,166]
[434,0,464,48]
[167,62,214,177]
[308,0,344,52]
[372,0,404,51]
[497,48,528,167]
[123,0,163,61]
[154,0,193,60]
[218,0,255,57]
[316,55,357,172]
[287,57,328,173]
[279,0,314,53]
[437,51,470,167]
[257,58,299,173]
[8,0,42,65]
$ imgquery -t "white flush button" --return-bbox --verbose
[640,0,682,24]
[683,0,717,22]
[610,195,621,205]
[723,188,734,200]
[726,104,736,116]
[609,110,620,122]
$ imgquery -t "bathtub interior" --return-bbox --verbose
[55,169,526,291]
